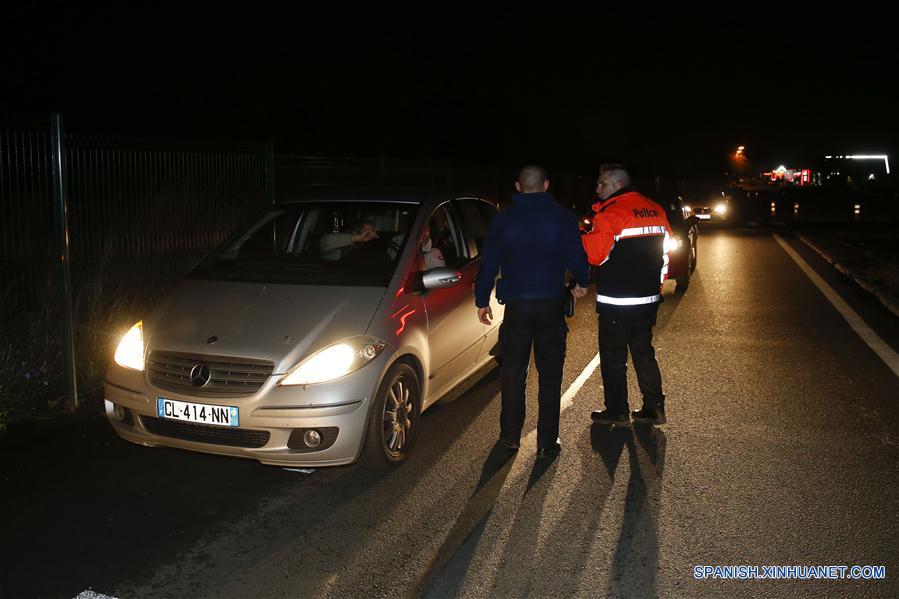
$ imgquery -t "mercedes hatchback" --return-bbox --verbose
[103,192,504,469]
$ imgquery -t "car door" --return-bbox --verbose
[452,198,505,365]
[421,201,484,398]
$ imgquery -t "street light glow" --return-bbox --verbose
[845,154,890,175]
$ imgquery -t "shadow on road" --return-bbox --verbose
[0,362,504,599]
[406,440,519,598]
[601,423,667,598]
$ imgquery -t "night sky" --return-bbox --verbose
[4,4,896,177]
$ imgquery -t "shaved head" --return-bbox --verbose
[599,163,631,188]
[596,163,632,200]
[516,165,549,193]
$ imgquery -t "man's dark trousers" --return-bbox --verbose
[500,298,567,449]
[597,302,664,415]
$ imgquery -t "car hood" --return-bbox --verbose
[145,279,387,374]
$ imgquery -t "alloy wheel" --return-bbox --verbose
[383,376,416,455]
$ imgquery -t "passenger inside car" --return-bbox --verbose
[429,207,458,266]
[420,225,446,270]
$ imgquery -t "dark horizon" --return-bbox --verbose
[3,6,895,178]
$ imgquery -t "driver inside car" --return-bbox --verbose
[319,220,379,259]
[320,219,407,261]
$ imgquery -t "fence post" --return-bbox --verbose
[264,142,275,205]
[50,113,78,409]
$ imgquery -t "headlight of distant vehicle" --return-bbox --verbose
[114,321,145,371]
[280,336,387,386]
[683,205,692,213]
[714,203,727,215]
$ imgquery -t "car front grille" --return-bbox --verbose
[148,350,274,398]
[141,416,270,448]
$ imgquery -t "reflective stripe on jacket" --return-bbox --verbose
[581,189,673,306]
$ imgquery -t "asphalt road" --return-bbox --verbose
[2,229,897,599]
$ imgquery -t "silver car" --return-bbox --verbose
[104,192,504,469]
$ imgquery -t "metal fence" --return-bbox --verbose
[1,117,58,315]
[0,115,500,319]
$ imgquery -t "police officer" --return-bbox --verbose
[476,165,590,458]
[582,164,673,426]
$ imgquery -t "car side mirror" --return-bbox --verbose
[404,267,462,294]
[422,267,462,290]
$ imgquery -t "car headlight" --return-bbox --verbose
[683,205,692,213]
[280,336,386,386]
[714,203,727,215]
[670,236,683,251]
[114,321,145,371]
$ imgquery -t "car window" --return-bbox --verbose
[421,204,464,269]
[454,198,496,259]
[192,201,418,286]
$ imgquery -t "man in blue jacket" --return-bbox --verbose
[475,165,590,458]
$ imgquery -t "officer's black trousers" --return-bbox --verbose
[597,302,665,415]
[499,298,567,449]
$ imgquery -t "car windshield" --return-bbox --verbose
[191,200,419,286]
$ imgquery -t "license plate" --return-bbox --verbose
[157,397,239,427]
[696,214,712,220]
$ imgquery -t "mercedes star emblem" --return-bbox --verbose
[189,363,212,387]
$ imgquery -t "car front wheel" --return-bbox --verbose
[362,362,422,470]
[675,264,690,293]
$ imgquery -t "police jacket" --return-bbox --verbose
[581,187,673,307]
[475,192,590,308]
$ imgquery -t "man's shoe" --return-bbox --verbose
[536,439,561,459]
[591,409,631,427]
[631,406,666,425]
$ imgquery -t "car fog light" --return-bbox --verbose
[304,429,322,448]
[112,404,125,421]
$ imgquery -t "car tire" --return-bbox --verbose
[675,265,690,294]
[361,362,422,470]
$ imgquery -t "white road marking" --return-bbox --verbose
[773,233,899,378]
[520,352,602,448]
[75,591,117,599]
[561,353,602,411]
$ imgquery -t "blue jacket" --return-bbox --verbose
[475,192,590,308]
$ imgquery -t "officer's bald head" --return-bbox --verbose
[516,165,549,193]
